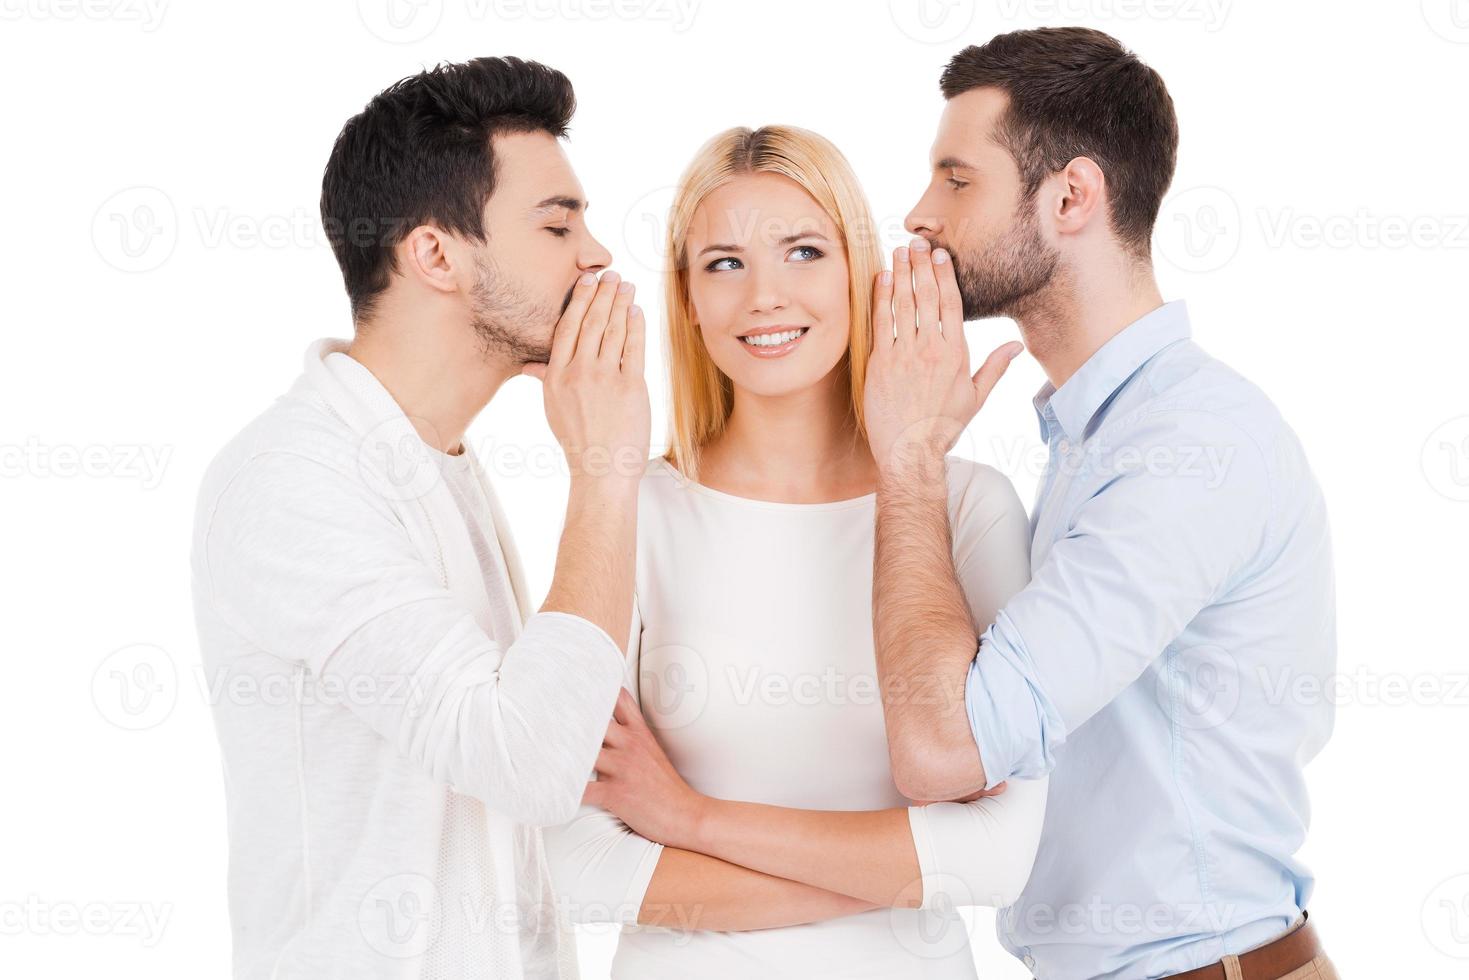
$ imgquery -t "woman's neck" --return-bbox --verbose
[696,370,877,504]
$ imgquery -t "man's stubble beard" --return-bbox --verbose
[947,192,1062,324]
[469,255,576,364]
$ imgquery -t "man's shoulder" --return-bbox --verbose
[196,382,361,516]
[1121,339,1294,453]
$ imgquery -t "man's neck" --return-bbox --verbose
[345,313,516,456]
[1016,259,1165,391]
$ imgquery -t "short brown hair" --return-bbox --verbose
[941,27,1178,258]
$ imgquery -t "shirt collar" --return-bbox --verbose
[1031,300,1192,443]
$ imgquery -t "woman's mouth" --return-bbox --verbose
[737,326,809,358]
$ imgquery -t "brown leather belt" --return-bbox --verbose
[1164,912,1322,980]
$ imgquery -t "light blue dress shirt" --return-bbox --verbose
[964,300,1336,979]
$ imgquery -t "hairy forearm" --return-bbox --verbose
[681,798,924,908]
[540,475,639,653]
[639,845,879,932]
[872,459,988,798]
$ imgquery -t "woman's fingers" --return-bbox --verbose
[614,687,651,731]
[612,687,650,728]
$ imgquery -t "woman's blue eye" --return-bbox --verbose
[790,245,824,262]
[706,256,741,272]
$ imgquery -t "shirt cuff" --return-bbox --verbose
[964,611,1061,787]
[906,805,940,910]
[521,610,626,673]
[619,839,666,925]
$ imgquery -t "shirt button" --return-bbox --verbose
[1057,440,1070,454]
[1023,954,1036,970]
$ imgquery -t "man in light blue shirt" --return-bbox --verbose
[862,27,1338,980]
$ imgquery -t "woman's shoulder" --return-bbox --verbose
[943,454,1022,503]
[943,455,1028,532]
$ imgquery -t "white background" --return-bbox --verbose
[2,0,1467,976]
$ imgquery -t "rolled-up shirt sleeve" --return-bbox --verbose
[543,601,666,924]
[900,460,1046,909]
[964,409,1273,786]
[202,450,626,827]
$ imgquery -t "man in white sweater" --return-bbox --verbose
[190,57,649,979]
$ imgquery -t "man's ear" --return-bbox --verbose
[1053,156,1107,238]
[398,224,460,296]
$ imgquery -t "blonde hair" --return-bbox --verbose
[660,125,882,481]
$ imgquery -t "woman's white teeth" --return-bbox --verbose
[741,328,806,347]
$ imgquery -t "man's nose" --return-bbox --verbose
[905,208,940,238]
[580,233,613,272]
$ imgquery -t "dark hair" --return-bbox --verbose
[320,56,576,322]
[940,27,1177,258]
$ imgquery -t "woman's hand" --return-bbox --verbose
[582,689,706,849]
[907,782,1007,806]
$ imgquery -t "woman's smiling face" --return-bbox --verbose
[685,173,852,398]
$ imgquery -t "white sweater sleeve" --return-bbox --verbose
[200,451,625,828]
[543,598,666,924]
[906,459,1048,909]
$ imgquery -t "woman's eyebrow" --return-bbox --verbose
[696,231,829,257]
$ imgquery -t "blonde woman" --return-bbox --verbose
[542,126,1047,979]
